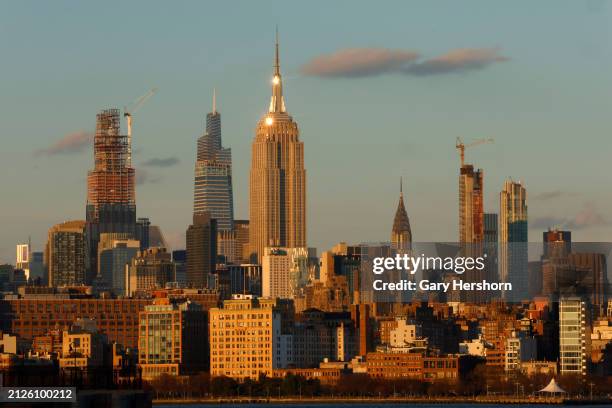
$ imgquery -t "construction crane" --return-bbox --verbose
[456,137,494,167]
[124,88,157,164]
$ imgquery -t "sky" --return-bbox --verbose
[1,0,611,263]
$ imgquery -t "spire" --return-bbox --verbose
[212,88,217,114]
[269,27,286,114]
[392,178,412,250]
[274,25,280,76]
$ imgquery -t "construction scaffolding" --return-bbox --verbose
[87,109,135,218]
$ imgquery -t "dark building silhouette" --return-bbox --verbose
[172,249,187,286]
[135,217,151,250]
[186,213,217,288]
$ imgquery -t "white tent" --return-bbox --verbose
[538,378,567,394]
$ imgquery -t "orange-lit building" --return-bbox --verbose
[366,352,459,381]
[0,298,150,349]
[86,109,137,281]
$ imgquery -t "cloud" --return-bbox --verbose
[142,157,180,167]
[35,130,93,156]
[531,216,566,230]
[404,48,509,76]
[164,230,186,251]
[301,47,509,79]
[530,203,610,231]
[136,169,162,185]
[300,48,420,78]
[532,191,578,201]
[565,203,609,230]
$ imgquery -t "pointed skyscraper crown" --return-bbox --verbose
[392,177,412,248]
[269,27,286,114]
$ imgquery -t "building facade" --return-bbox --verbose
[97,233,139,295]
[262,247,309,299]
[45,220,87,287]
[559,297,588,375]
[126,247,174,296]
[138,298,208,379]
[209,295,292,380]
[16,243,30,279]
[0,297,150,349]
[186,213,217,288]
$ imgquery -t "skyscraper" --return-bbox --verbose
[97,234,140,294]
[483,213,499,292]
[261,246,308,299]
[186,213,217,288]
[29,251,45,283]
[249,32,306,262]
[500,180,528,302]
[391,178,412,252]
[16,243,30,279]
[126,247,175,296]
[45,220,87,287]
[459,164,484,243]
[193,90,234,232]
[86,109,137,282]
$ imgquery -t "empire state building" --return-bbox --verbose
[249,33,306,263]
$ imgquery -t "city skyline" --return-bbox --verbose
[1,1,612,262]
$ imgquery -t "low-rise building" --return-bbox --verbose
[366,352,459,381]
[59,319,106,369]
[519,360,557,376]
[138,298,208,380]
[209,295,293,380]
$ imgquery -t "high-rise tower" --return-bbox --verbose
[249,32,306,262]
[86,109,137,282]
[391,178,412,252]
[500,180,528,244]
[193,90,234,232]
[499,179,528,301]
[459,165,484,243]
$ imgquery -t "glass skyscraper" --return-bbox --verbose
[193,91,234,232]
[499,179,528,302]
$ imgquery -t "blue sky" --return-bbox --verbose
[1,0,611,262]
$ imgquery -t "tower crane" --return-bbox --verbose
[124,88,157,164]
[456,137,494,167]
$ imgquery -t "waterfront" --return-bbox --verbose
[155,398,611,407]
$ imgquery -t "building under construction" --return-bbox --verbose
[87,109,135,214]
[86,109,137,283]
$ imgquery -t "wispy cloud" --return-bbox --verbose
[301,48,420,78]
[531,203,610,231]
[301,47,508,79]
[532,190,579,201]
[35,130,93,156]
[142,157,180,167]
[565,203,610,230]
[136,169,162,185]
[404,48,509,76]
